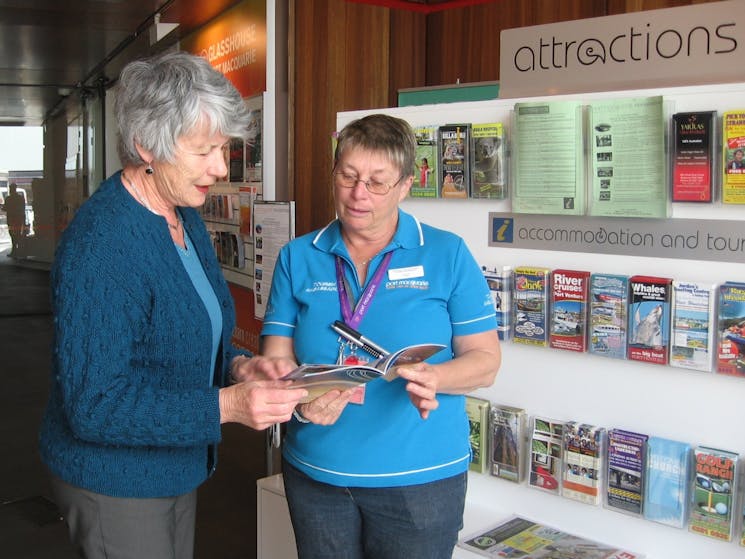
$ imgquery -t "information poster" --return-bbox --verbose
[512,100,585,215]
[588,96,669,218]
[252,201,295,319]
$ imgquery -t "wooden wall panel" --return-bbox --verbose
[292,0,420,236]
[344,6,391,110]
[606,0,715,13]
[389,10,427,106]
[290,0,328,234]
[424,4,501,85]
[425,1,606,86]
[291,0,724,235]
[293,0,336,235]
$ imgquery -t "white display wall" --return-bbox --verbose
[338,82,745,559]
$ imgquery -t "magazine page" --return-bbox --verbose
[458,515,644,558]
[375,343,446,381]
[281,343,445,401]
[282,364,384,403]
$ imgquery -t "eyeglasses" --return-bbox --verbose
[333,170,403,195]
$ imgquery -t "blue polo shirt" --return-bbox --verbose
[261,209,497,487]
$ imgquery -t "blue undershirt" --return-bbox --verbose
[176,227,222,384]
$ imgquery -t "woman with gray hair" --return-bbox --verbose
[39,50,307,559]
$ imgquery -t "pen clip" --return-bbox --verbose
[330,321,388,358]
[332,320,359,340]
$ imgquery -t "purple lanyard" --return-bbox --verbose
[335,251,393,330]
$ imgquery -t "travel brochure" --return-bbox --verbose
[689,446,738,542]
[466,396,491,474]
[528,416,563,495]
[605,429,647,516]
[671,111,716,203]
[643,436,691,529]
[402,96,745,212]
[722,110,745,204]
[489,403,526,483]
[670,281,716,372]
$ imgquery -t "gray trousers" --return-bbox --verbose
[51,476,197,559]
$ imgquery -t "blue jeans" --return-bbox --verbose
[282,461,466,559]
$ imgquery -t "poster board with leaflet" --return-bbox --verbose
[252,200,295,320]
[337,81,745,559]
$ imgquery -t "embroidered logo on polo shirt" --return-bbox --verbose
[385,279,430,291]
[305,281,337,293]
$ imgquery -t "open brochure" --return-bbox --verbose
[458,515,644,558]
[282,343,446,402]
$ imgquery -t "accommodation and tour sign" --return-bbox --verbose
[488,213,745,264]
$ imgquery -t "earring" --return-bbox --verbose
[145,163,154,175]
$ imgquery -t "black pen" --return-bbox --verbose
[331,321,389,358]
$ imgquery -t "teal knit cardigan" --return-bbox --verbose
[39,172,249,498]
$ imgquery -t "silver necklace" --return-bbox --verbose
[122,172,181,231]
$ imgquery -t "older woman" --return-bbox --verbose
[38,51,307,559]
[261,114,502,559]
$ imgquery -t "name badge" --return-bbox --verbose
[388,265,424,280]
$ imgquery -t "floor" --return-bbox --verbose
[0,242,269,559]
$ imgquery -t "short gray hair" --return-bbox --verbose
[114,50,253,166]
[334,114,416,179]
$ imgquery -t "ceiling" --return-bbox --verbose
[0,0,245,127]
[0,0,478,127]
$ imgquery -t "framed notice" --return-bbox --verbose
[587,96,670,218]
[511,100,585,215]
[252,200,295,319]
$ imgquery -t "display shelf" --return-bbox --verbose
[336,82,745,559]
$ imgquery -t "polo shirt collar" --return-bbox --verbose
[312,208,424,258]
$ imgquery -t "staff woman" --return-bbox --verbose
[261,114,502,559]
